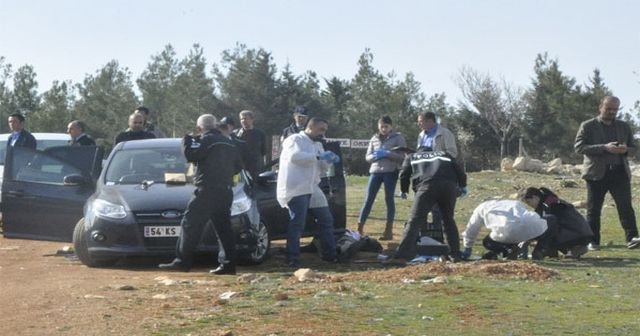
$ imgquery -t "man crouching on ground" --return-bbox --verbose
[277,117,340,268]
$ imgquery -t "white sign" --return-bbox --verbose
[325,138,351,147]
[350,139,371,149]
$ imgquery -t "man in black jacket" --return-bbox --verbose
[6,113,36,150]
[67,120,96,146]
[114,112,155,145]
[280,106,309,142]
[395,148,467,262]
[159,114,243,274]
[233,110,267,180]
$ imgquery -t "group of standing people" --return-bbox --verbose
[357,95,640,264]
[7,94,640,271]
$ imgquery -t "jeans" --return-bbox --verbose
[287,194,337,263]
[586,166,638,244]
[396,180,460,260]
[358,171,399,224]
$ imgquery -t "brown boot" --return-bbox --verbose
[379,223,393,241]
[357,222,365,236]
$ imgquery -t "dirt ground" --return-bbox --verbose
[0,236,558,335]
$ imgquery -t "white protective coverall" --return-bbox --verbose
[276,131,330,208]
[462,199,548,249]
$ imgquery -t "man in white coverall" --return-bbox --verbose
[461,199,549,260]
[277,117,340,267]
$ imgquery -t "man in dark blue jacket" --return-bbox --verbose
[159,114,243,274]
[7,113,36,150]
[395,148,467,262]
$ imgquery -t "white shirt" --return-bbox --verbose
[462,199,548,248]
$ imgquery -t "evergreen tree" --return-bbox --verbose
[170,44,219,137]
[73,60,139,148]
[0,57,14,132]
[137,44,180,137]
[31,80,75,132]
[12,65,40,117]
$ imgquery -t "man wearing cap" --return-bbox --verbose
[280,106,309,142]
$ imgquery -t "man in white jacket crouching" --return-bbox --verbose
[461,199,552,260]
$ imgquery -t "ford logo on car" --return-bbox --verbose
[161,210,182,219]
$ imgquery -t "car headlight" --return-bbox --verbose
[92,199,127,219]
[230,195,251,216]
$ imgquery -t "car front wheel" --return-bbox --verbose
[240,220,270,265]
[72,218,118,267]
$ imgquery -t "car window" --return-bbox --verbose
[14,150,83,184]
[105,147,190,184]
[0,139,68,165]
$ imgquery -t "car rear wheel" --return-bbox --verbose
[72,218,118,267]
[240,220,270,265]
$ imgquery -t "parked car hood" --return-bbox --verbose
[97,183,193,212]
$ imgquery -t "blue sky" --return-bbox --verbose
[1,0,639,111]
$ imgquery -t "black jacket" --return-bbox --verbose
[183,129,243,189]
[533,187,593,245]
[233,128,266,178]
[7,130,37,150]
[70,134,96,146]
[114,130,155,145]
[399,149,467,193]
[281,123,305,141]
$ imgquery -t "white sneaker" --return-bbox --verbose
[587,243,600,251]
[627,237,640,249]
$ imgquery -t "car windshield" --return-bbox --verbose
[104,147,191,184]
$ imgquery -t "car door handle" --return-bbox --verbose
[5,190,34,199]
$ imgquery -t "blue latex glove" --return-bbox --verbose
[319,150,340,164]
[372,149,390,161]
[400,192,407,200]
[458,186,468,198]
[462,247,472,259]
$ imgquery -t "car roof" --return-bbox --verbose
[0,132,69,141]
[116,138,182,150]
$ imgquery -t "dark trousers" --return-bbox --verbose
[176,187,235,267]
[396,180,460,259]
[586,166,638,244]
[486,215,558,257]
[483,235,518,255]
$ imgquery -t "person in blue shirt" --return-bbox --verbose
[6,113,36,150]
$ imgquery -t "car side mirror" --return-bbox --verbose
[63,174,92,186]
[257,171,277,185]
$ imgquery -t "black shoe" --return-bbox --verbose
[504,247,520,260]
[322,256,339,263]
[158,259,190,272]
[209,263,236,275]
[481,251,498,260]
[448,252,462,263]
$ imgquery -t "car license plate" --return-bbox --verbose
[144,226,181,237]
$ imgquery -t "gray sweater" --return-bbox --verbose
[365,131,407,173]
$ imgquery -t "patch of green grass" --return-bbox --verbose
[174,171,640,335]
